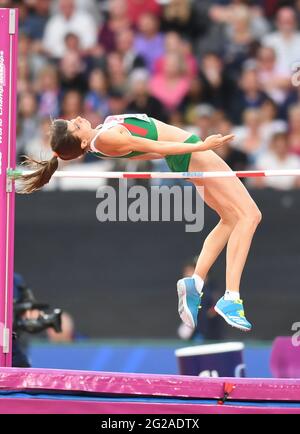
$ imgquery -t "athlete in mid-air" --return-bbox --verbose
[20,114,262,331]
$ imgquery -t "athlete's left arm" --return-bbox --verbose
[129,153,166,160]
[97,129,234,155]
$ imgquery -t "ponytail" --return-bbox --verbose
[18,118,84,193]
[18,155,59,194]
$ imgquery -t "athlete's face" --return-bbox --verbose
[67,116,94,152]
[67,116,92,141]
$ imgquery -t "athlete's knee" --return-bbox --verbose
[239,204,262,227]
[218,202,240,225]
[248,203,262,225]
[219,212,238,227]
[254,207,262,225]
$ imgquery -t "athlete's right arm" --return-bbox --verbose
[95,129,235,156]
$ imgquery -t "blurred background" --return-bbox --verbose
[5,0,300,377]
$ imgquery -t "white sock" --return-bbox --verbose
[224,290,240,301]
[192,274,204,294]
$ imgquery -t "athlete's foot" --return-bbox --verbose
[177,277,203,329]
[214,297,252,332]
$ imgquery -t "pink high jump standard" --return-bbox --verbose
[0,8,18,368]
[1,8,300,415]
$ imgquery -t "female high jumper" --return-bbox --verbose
[20,114,262,331]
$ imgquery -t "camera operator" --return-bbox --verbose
[13,273,62,367]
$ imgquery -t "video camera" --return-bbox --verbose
[14,285,62,334]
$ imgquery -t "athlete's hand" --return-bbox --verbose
[200,134,235,151]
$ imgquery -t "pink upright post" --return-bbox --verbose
[0,8,18,367]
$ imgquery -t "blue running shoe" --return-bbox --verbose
[177,277,203,329]
[214,297,252,331]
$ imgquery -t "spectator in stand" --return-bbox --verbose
[59,49,88,94]
[60,89,83,119]
[18,31,47,84]
[167,111,186,129]
[84,68,110,118]
[254,132,300,190]
[23,117,53,162]
[233,99,287,157]
[17,91,40,157]
[223,4,257,77]
[214,117,249,173]
[262,7,300,76]
[181,38,199,77]
[149,52,191,111]
[42,0,97,59]
[154,31,198,78]
[189,104,217,139]
[51,0,101,19]
[63,32,100,73]
[64,32,80,52]
[107,89,128,117]
[98,0,130,53]
[115,28,146,74]
[18,0,32,35]
[262,0,281,18]
[204,3,267,76]
[179,76,205,125]
[210,1,270,40]
[260,98,287,146]
[288,104,300,156]
[134,13,165,72]
[256,45,291,105]
[106,52,129,94]
[18,4,51,82]
[233,107,269,164]
[231,66,268,124]
[296,0,300,23]
[20,0,51,41]
[126,69,167,122]
[35,65,61,118]
[64,0,101,21]
[126,0,162,27]
[160,0,207,40]
[194,1,227,60]
[17,54,31,94]
[199,52,237,120]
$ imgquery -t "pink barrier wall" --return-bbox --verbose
[0,8,18,367]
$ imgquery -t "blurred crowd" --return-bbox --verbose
[6,0,300,190]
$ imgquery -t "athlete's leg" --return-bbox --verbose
[177,187,237,329]
[176,168,238,329]
[185,151,261,331]
[189,151,262,293]
[192,184,238,281]
[177,161,241,330]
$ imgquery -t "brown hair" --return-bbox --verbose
[20,119,84,194]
